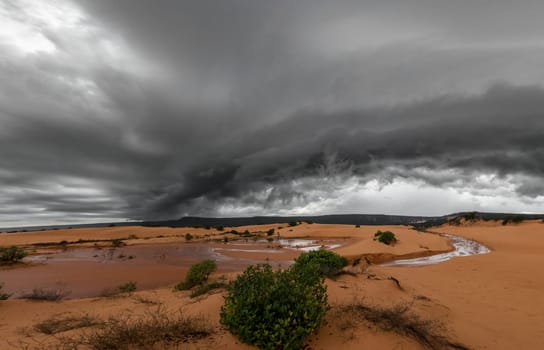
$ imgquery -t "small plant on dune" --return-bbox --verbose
[184,233,194,241]
[374,230,397,245]
[118,281,137,294]
[34,314,101,335]
[175,259,217,291]
[0,283,10,300]
[21,288,71,301]
[215,225,224,231]
[220,263,328,350]
[293,250,348,278]
[111,239,125,248]
[288,221,299,227]
[340,301,469,350]
[190,278,227,298]
[0,246,27,263]
[267,228,275,236]
[62,307,213,349]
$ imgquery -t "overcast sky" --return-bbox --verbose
[2,0,544,227]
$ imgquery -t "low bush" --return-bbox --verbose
[293,250,348,277]
[0,283,10,300]
[220,263,328,350]
[34,314,101,335]
[111,239,125,248]
[190,280,227,298]
[185,233,194,241]
[288,221,299,227]
[175,259,217,291]
[0,246,27,263]
[215,225,224,231]
[374,230,397,245]
[267,228,275,236]
[21,288,70,301]
[118,281,137,293]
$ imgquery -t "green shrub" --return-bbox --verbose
[184,233,194,241]
[374,230,397,245]
[215,225,224,231]
[0,246,27,263]
[288,221,298,227]
[175,259,217,291]
[220,264,327,350]
[293,250,348,277]
[267,228,275,236]
[118,281,137,293]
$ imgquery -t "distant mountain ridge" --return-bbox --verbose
[3,212,544,233]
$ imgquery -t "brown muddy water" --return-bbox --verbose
[0,239,343,299]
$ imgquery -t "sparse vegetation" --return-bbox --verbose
[0,283,10,300]
[340,302,469,350]
[220,263,328,350]
[21,288,70,301]
[267,228,275,236]
[355,224,361,228]
[34,314,101,335]
[293,250,348,278]
[111,239,125,248]
[288,221,299,227]
[118,281,137,294]
[502,215,525,225]
[185,233,194,241]
[374,230,397,245]
[190,280,227,298]
[0,245,27,263]
[215,225,225,231]
[64,307,213,350]
[175,259,217,291]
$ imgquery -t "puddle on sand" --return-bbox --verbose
[382,234,490,267]
[3,238,343,299]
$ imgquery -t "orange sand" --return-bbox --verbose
[1,221,543,349]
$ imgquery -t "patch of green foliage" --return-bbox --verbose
[288,221,299,227]
[185,233,194,241]
[175,259,217,291]
[267,228,275,236]
[118,281,137,293]
[374,230,397,245]
[293,250,348,278]
[0,246,27,263]
[220,263,328,350]
[215,225,224,231]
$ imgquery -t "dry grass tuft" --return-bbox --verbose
[340,302,469,350]
[60,306,213,350]
[21,288,71,301]
[34,314,101,335]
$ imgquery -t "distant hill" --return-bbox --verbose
[3,212,544,233]
[142,214,435,227]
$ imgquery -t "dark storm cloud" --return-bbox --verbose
[2,0,544,225]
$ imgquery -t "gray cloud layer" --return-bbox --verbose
[1,0,544,225]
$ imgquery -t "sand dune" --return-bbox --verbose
[1,221,543,349]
